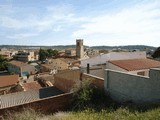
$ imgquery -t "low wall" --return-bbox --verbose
[54,70,80,92]
[54,70,104,93]
[0,93,72,115]
[83,73,104,89]
[104,69,160,103]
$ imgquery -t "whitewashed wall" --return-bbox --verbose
[81,51,146,67]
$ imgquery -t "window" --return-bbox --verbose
[77,42,80,46]
[137,71,145,76]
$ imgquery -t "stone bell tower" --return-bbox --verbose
[76,39,84,59]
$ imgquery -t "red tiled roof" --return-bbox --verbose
[0,75,19,88]
[109,59,160,71]
[9,60,28,67]
[23,81,41,91]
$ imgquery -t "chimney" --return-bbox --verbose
[87,63,90,74]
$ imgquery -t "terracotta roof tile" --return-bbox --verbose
[23,81,41,91]
[109,59,160,71]
[0,75,19,88]
[9,60,28,67]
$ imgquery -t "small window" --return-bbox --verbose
[77,42,80,46]
[137,71,145,76]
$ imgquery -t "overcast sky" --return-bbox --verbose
[0,0,160,46]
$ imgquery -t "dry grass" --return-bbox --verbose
[3,107,160,120]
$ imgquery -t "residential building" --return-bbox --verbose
[41,58,80,73]
[14,51,35,62]
[0,86,64,109]
[29,62,40,73]
[0,51,11,58]
[8,60,37,76]
[40,64,56,73]
[22,81,42,91]
[86,48,99,58]
[0,75,19,94]
[65,48,76,56]
[106,58,160,76]
[81,51,146,67]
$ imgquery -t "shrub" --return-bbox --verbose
[3,108,43,120]
[71,79,107,110]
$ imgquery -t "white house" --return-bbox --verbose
[106,58,160,76]
[81,51,146,67]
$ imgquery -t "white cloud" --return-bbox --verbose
[0,4,87,32]
[52,25,64,32]
[7,33,38,39]
[72,1,160,46]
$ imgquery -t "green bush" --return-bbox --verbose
[71,79,107,110]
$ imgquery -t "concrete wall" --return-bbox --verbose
[54,70,104,93]
[104,68,160,103]
[83,73,104,89]
[0,93,72,115]
[54,70,80,92]
[81,51,146,67]
[89,69,104,78]
[8,64,20,75]
[21,65,36,76]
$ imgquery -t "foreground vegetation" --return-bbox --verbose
[2,80,160,120]
[0,55,8,71]
[3,106,160,120]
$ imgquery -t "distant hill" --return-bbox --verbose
[0,45,156,50]
[90,45,156,50]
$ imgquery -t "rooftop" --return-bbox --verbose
[58,58,75,64]
[0,75,19,88]
[108,59,160,71]
[0,86,63,109]
[41,64,54,69]
[22,81,42,91]
[9,60,28,67]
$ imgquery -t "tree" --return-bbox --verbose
[152,47,160,58]
[47,49,58,57]
[39,48,59,61]
[0,55,8,71]
[39,48,48,61]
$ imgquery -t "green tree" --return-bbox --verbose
[152,47,160,58]
[0,55,8,71]
[39,48,48,61]
[47,49,58,57]
[52,49,58,56]
[39,48,59,61]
